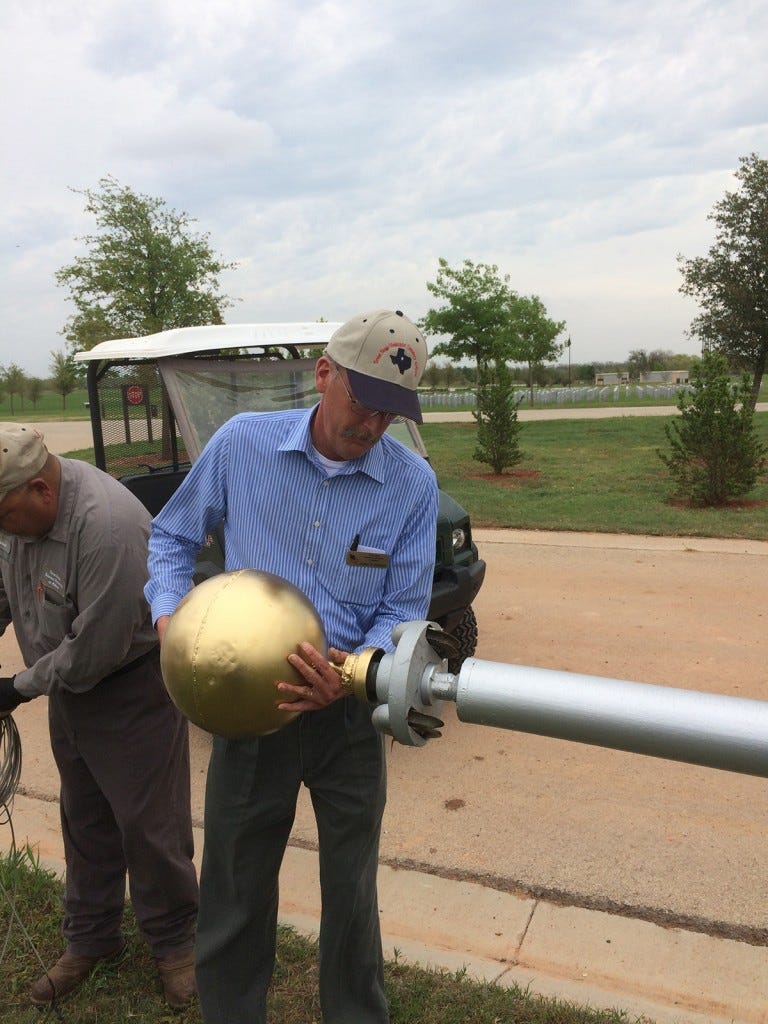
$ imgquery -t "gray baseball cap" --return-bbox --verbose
[0,424,49,503]
[325,309,427,423]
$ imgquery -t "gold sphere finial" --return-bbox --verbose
[160,569,327,738]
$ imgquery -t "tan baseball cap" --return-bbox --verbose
[0,424,49,504]
[325,309,427,423]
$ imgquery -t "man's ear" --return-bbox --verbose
[26,477,56,505]
[315,355,334,394]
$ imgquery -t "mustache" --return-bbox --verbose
[341,427,376,443]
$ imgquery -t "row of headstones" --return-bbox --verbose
[419,385,693,408]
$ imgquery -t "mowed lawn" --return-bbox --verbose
[420,412,768,540]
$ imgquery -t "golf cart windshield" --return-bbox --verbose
[159,356,425,460]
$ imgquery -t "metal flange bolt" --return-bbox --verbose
[340,621,449,747]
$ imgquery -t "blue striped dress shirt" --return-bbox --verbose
[145,409,438,653]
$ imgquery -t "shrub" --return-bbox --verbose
[473,362,523,474]
[658,351,767,505]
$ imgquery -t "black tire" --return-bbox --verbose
[447,606,478,673]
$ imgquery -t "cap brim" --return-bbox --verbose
[346,368,423,424]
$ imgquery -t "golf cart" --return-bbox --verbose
[75,323,485,669]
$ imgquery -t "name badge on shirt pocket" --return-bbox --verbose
[345,548,389,568]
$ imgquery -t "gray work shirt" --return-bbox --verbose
[0,458,158,698]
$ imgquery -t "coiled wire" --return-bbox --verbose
[0,713,22,807]
[0,712,24,963]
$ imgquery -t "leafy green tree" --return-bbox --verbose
[573,363,596,383]
[678,153,768,410]
[25,376,44,409]
[501,294,565,405]
[421,258,511,373]
[56,176,238,351]
[2,363,26,414]
[49,350,79,409]
[473,361,523,474]
[627,349,692,379]
[422,257,564,469]
[627,349,650,377]
[657,350,767,505]
[422,259,523,472]
[421,363,441,389]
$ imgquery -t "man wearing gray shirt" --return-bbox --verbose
[0,424,198,1010]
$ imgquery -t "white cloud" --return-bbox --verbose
[2,0,768,375]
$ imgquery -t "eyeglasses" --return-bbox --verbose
[332,368,404,425]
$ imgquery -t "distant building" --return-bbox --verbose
[594,371,629,385]
[639,369,690,385]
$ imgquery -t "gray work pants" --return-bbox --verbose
[195,697,389,1024]
[48,651,199,958]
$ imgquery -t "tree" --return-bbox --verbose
[627,349,651,377]
[422,258,565,389]
[678,153,768,410]
[25,376,44,409]
[501,294,565,405]
[421,257,565,470]
[56,176,238,351]
[2,363,26,414]
[657,350,767,506]
[473,361,523,474]
[422,259,524,473]
[421,258,512,373]
[49,350,79,409]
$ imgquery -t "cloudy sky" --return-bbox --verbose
[2,0,768,377]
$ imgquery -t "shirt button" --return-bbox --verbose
[307,558,314,566]
[321,480,330,487]
[313,521,321,528]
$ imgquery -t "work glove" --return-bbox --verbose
[0,676,31,714]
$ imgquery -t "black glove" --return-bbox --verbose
[0,676,31,713]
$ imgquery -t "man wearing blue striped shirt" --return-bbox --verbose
[146,309,438,1023]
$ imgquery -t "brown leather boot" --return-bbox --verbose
[156,948,196,1009]
[30,946,126,1006]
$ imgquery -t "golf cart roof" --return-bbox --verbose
[73,322,344,362]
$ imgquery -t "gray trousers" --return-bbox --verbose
[48,651,199,958]
[195,698,389,1024]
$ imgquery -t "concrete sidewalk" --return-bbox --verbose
[3,787,766,1024]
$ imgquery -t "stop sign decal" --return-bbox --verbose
[127,385,143,405]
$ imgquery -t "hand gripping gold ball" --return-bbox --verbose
[160,569,327,738]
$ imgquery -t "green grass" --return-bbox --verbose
[421,412,768,540]
[0,389,91,420]
[0,850,646,1024]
